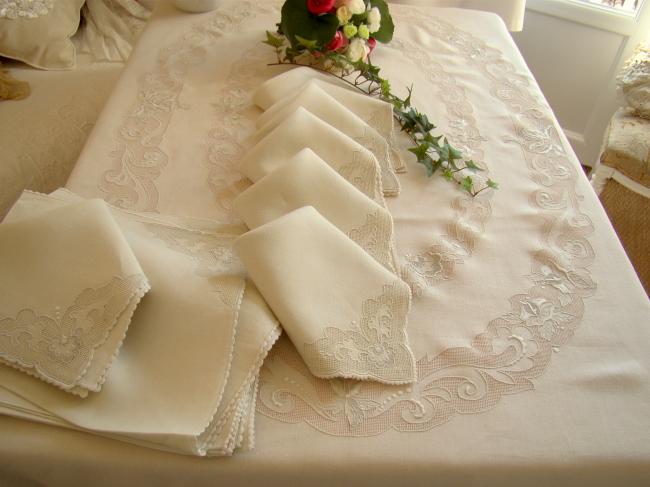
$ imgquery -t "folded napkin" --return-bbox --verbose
[234,206,416,384]
[253,67,404,172]
[0,196,149,397]
[234,148,396,273]
[239,107,385,205]
[0,190,280,456]
[252,83,399,195]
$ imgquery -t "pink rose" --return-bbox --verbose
[307,0,336,15]
[367,37,377,53]
[326,30,347,51]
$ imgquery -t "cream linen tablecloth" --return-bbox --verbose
[2,0,650,485]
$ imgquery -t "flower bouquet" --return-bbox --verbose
[265,0,497,195]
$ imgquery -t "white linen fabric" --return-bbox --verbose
[0,189,280,456]
[75,0,152,62]
[390,0,526,32]
[12,1,649,484]
[252,65,352,110]
[252,68,404,172]
[234,206,416,384]
[0,194,149,397]
[239,107,386,204]
[234,148,396,273]
[0,0,155,219]
[252,82,399,195]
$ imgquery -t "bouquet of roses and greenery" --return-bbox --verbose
[265,0,497,196]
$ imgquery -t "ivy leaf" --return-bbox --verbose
[369,0,394,43]
[264,30,284,48]
[422,132,442,145]
[408,143,430,160]
[448,145,463,161]
[281,0,339,49]
[417,155,435,177]
[487,178,499,189]
[404,84,413,108]
[464,159,482,172]
[442,168,454,181]
[462,176,474,194]
[295,35,319,50]
[380,79,391,98]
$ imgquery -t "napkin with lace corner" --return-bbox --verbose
[252,67,404,172]
[234,206,416,385]
[0,193,150,397]
[0,190,280,457]
[239,107,385,206]
[251,82,400,196]
[234,148,397,274]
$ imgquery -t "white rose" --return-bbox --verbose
[347,37,369,62]
[367,6,381,33]
[350,0,366,15]
[337,0,365,15]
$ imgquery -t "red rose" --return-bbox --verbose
[367,37,377,53]
[326,31,346,51]
[307,0,335,15]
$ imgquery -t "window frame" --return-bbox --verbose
[526,0,645,35]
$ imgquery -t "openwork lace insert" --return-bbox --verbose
[0,0,52,19]
[347,209,396,273]
[353,125,400,196]
[257,8,596,436]
[0,275,147,391]
[303,281,415,384]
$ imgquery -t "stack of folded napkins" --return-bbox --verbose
[0,189,280,456]
[0,66,416,456]
[233,67,417,384]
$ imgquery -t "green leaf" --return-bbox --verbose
[295,35,319,50]
[380,79,391,98]
[442,168,454,181]
[404,84,413,107]
[263,30,285,48]
[462,176,474,193]
[281,0,339,50]
[417,156,435,177]
[464,159,482,172]
[408,143,430,160]
[369,0,394,43]
[487,178,499,189]
[448,145,463,161]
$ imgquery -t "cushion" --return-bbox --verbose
[0,0,85,70]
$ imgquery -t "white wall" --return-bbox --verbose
[512,1,650,166]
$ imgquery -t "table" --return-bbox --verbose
[2,1,650,485]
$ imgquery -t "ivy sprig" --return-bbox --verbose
[263,31,498,197]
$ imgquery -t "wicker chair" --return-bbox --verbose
[591,46,650,295]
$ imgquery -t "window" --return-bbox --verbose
[527,0,648,35]
[574,0,644,15]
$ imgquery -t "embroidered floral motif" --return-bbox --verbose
[207,45,275,222]
[347,209,396,273]
[337,149,385,206]
[257,8,596,436]
[403,245,461,293]
[303,282,415,384]
[143,221,245,306]
[0,275,147,391]
[0,0,52,19]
